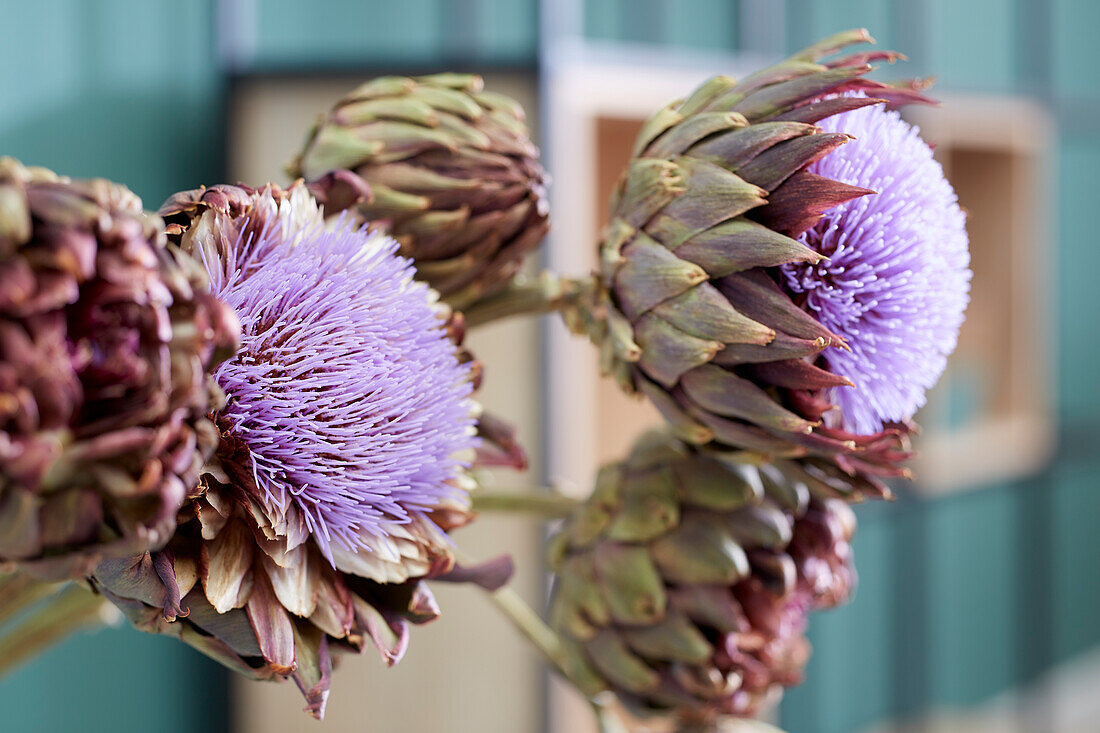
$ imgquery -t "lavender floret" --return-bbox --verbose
[782,102,971,434]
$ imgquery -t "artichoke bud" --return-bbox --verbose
[0,158,240,578]
[287,73,550,309]
[590,29,934,495]
[548,431,857,719]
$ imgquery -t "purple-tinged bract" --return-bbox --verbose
[204,210,476,561]
[0,158,239,579]
[782,102,971,434]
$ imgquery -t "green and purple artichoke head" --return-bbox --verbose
[591,29,970,497]
[548,431,856,720]
[93,181,511,719]
[0,158,239,579]
[286,73,550,310]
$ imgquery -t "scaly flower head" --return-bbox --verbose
[93,182,491,720]
[547,432,857,721]
[286,73,550,309]
[581,29,967,497]
[0,158,238,579]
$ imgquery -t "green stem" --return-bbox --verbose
[480,583,604,698]
[471,491,579,517]
[486,585,570,675]
[462,272,596,328]
[0,584,118,679]
[0,571,63,626]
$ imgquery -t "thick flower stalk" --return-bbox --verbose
[92,182,493,718]
[0,158,239,579]
[287,73,550,308]
[548,432,856,721]
[584,29,969,497]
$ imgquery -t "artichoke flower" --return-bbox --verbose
[93,182,504,719]
[287,73,549,308]
[548,432,855,720]
[587,29,969,497]
[160,181,527,473]
[0,158,239,579]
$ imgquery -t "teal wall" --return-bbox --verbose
[247,0,537,68]
[2,2,1097,732]
[0,1,226,205]
[2,627,230,733]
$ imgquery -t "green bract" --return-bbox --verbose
[585,30,932,497]
[548,432,856,720]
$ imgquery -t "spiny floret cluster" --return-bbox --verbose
[196,186,476,561]
[783,101,970,434]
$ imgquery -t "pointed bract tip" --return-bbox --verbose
[303,692,330,720]
[436,555,515,591]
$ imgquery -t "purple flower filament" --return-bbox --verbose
[201,209,475,562]
[782,102,971,435]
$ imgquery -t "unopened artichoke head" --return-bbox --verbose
[0,158,239,579]
[548,432,856,720]
[288,73,549,309]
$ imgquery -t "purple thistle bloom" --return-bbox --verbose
[199,202,476,562]
[781,102,971,435]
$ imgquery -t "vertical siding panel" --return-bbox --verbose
[253,0,445,66]
[1051,0,1100,100]
[1057,137,1100,421]
[925,487,1025,704]
[0,6,229,730]
[1051,461,1100,660]
[584,0,628,41]
[666,0,739,51]
[926,0,1017,91]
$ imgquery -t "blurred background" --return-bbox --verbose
[1,1,1097,732]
